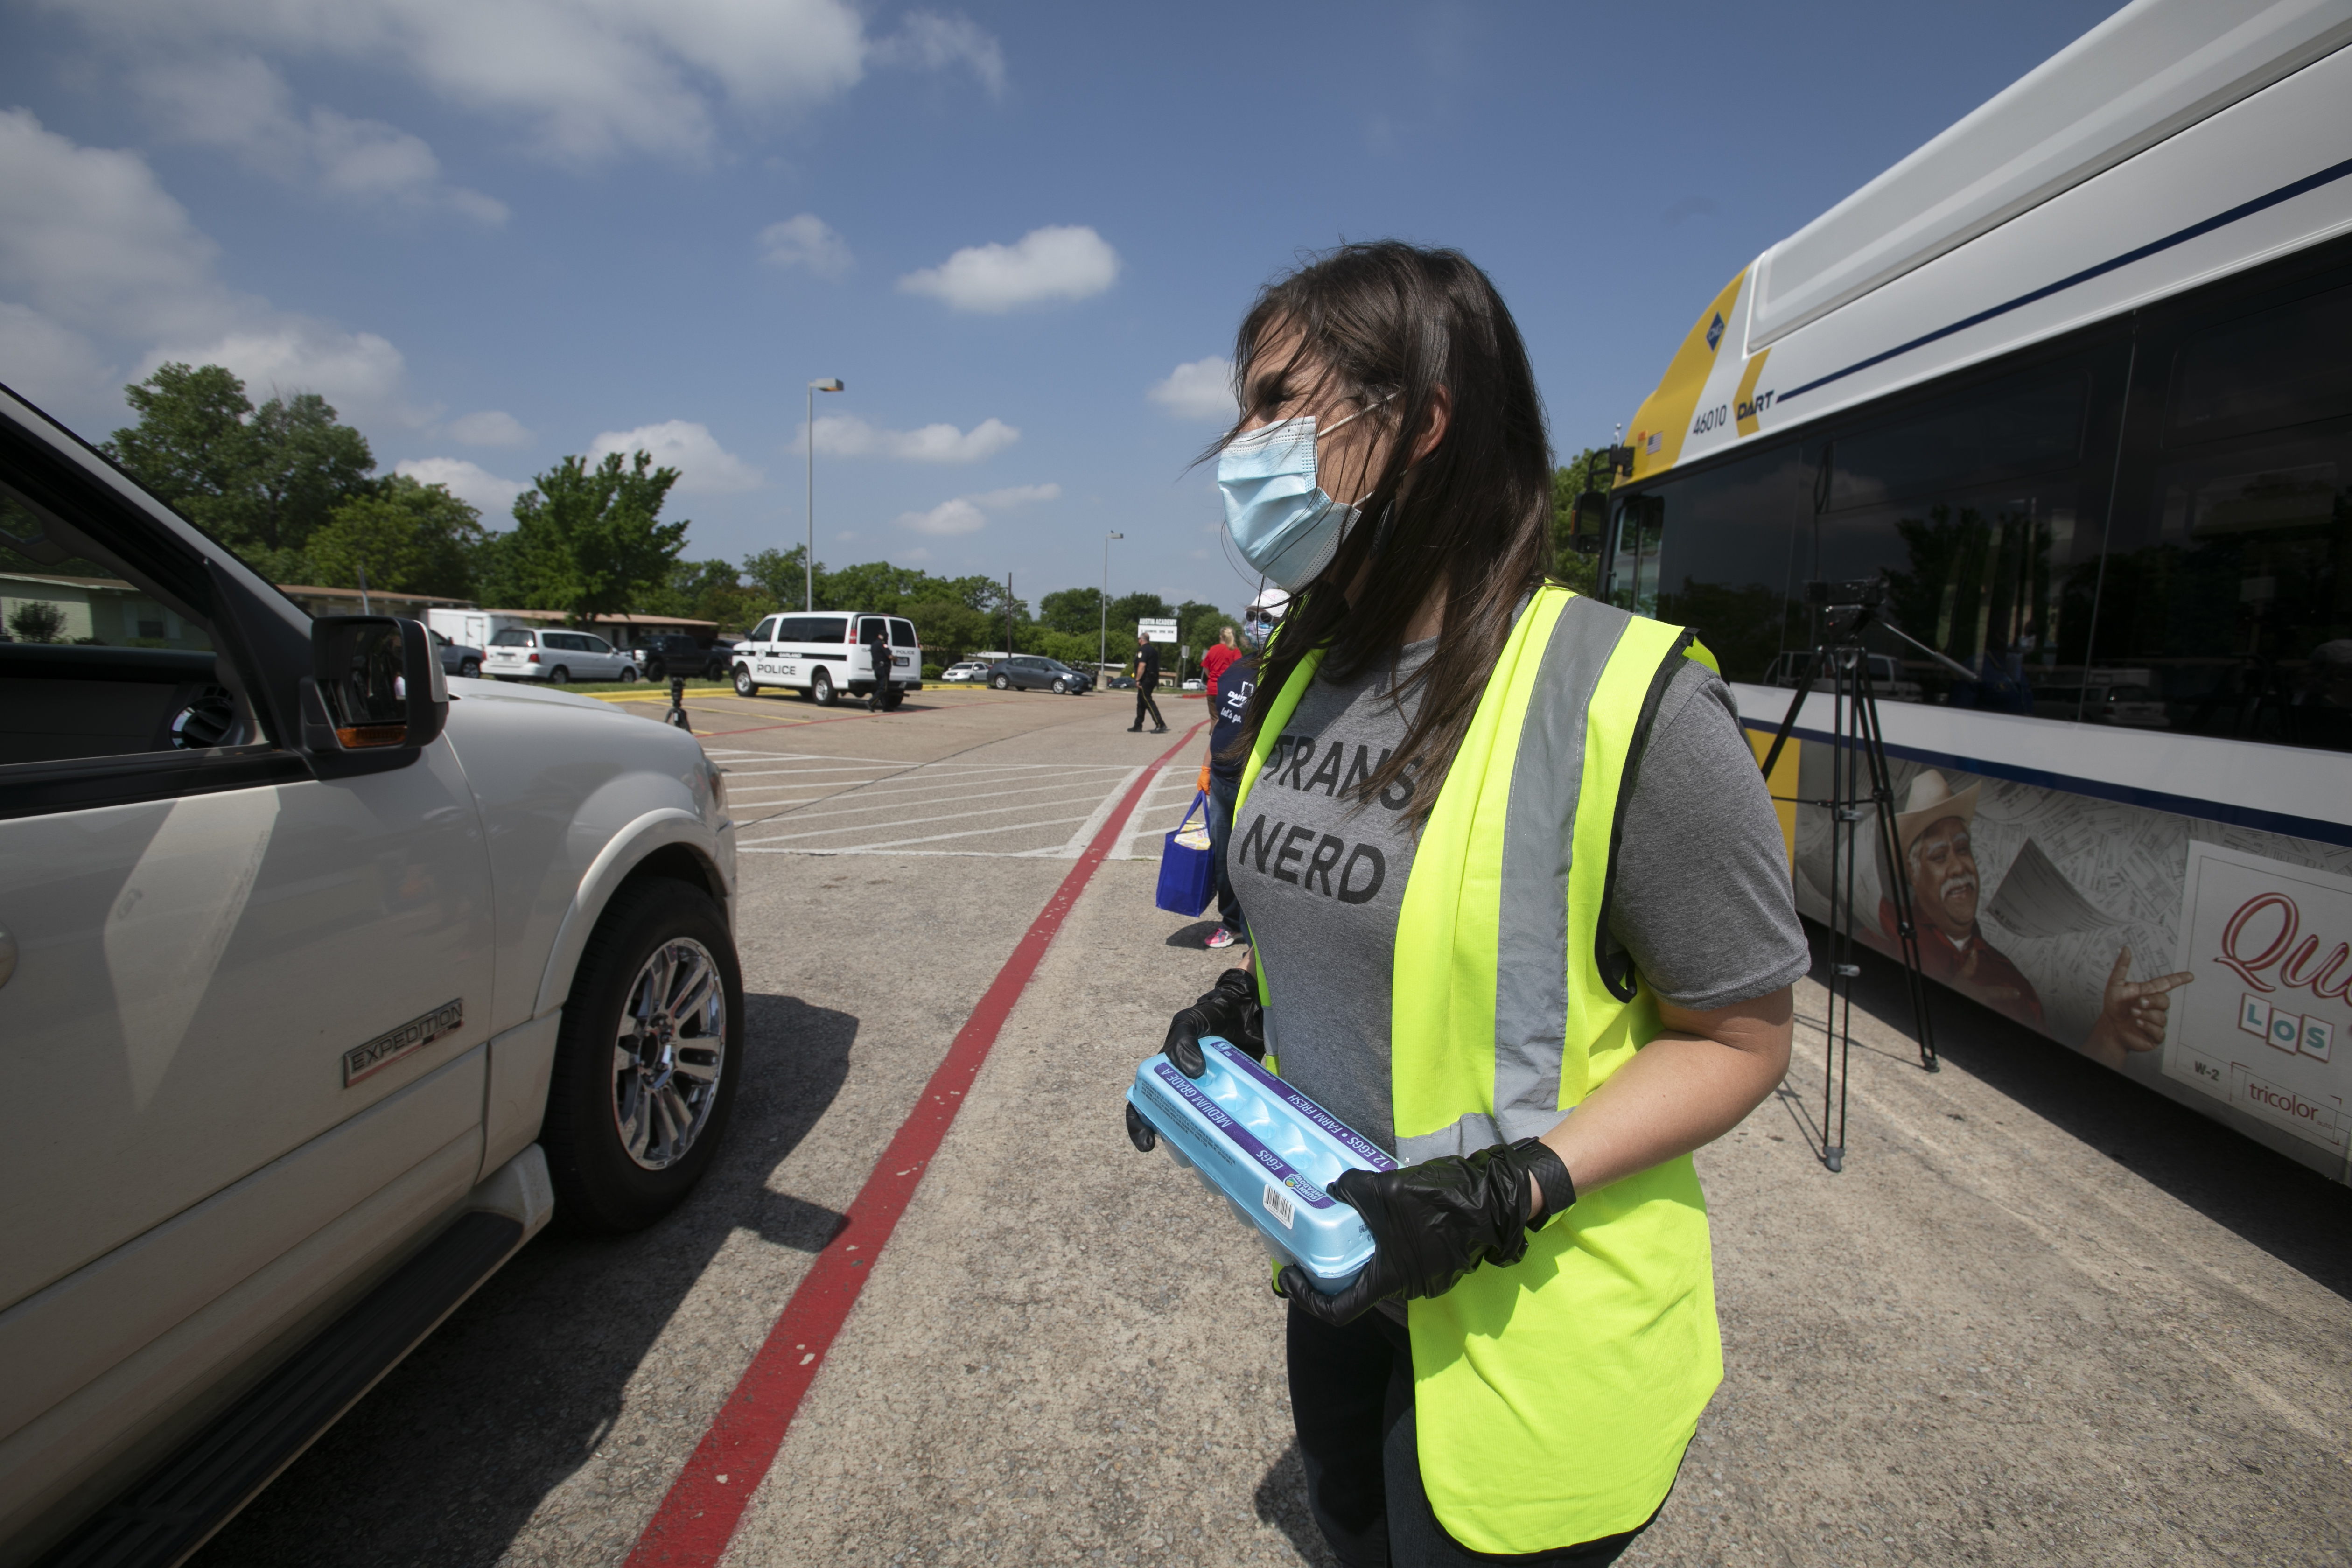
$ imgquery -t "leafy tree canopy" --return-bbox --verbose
[1549,448,1615,595]
[105,363,374,578]
[308,476,485,599]
[502,451,690,625]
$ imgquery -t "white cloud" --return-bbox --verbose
[871,12,1006,98]
[132,55,504,221]
[134,321,427,429]
[445,409,532,447]
[1149,356,1236,421]
[0,302,118,415]
[896,481,1058,537]
[809,413,1019,463]
[394,457,528,517]
[0,109,426,429]
[758,214,852,278]
[49,0,1004,163]
[898,225,1118,313]
[588,420,763,493]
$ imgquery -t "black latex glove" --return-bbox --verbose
[1162,967,1263,1078]
[1279,1138,1576,1324]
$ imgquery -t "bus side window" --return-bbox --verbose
[2090,280,2352,752]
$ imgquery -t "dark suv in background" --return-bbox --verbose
[630,634,728,680]
[988,655,1093,693]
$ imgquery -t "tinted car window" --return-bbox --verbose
[807,616,847,642]
[490,629,533,646]
[582,635,612,653]
[889,618,917,645]
[749,617,778,642]
[2168,281,2352,444]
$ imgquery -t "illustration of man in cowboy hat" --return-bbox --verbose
[1881,770,2194,1065]
[1882,771,2045,1026]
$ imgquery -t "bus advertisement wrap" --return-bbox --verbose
[1780,744,2352,1176]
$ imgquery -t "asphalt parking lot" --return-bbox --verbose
[190,682,2352,1568]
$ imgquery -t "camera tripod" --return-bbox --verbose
[1757,582,1948,1173]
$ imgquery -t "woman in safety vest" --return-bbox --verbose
[1154,242,1806,1565]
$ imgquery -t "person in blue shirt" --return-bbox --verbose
[1204,588,1286,950]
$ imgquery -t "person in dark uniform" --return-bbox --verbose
[1129,632,1166,733]
[863,618,894,711]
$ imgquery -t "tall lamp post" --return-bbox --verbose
[805,378,845,611]
[1099,530,1124,679]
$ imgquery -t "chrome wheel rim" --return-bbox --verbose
[610,936,727,1170]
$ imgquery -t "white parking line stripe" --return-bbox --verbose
[737,795,1109,845]
[1050,765,1148,859]
[743,812,1100,854]
[732,778,1109,826]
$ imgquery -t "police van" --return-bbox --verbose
[731,610,922,707]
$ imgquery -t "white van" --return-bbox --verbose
[732,611,922,707]
[483,626,639,685]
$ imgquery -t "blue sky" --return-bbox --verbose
[0,0,2121,613]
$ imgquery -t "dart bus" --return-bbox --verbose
[1600,0,2352,1182]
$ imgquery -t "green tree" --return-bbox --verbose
[106,364,376,578]
[106,363,258,544]
[819,560,939,615]
[308,476,484,598]
[1549,448,1614,595]
[646,558,763,631]
[1109,591,1171,637]
[1037,586,1105,637]
[905,596,991,662]
[7,600,69,643]
[505,451,691,624]
[247,392,375,557]
[740,546,812,617]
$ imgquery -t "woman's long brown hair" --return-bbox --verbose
[1218,242,1555,829]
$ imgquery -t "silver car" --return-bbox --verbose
[483,627,639,684]
[0,383,739,1562]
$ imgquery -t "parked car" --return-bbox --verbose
[0,381,741,1562]
[1179,676,1205,692]
[1105,674,1136,690]
[940,660,990,683]
[630,633,726,682]
[989,655,1093,694]
[433,627,484,679]
[485,626,639,684]
[730,610,922,707]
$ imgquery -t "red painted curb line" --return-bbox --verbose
[624,719,1209,1567]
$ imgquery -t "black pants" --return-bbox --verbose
[1286,1304,1658,1568]
[1134,683,1164,729]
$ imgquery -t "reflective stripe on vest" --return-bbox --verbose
[1232,587,1724,1553]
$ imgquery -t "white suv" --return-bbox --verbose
[483,626,639,684]
[0,384,740,1563]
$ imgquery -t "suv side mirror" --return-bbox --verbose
[299,616,448,776]
[1569,492,1609,556]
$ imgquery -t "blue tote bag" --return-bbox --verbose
[1154,790,1217,917]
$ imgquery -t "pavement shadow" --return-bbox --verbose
[1827,929,2352,1302]
[1253,1440,1342,1567]
[1163,919,1230,949]
[189,991,860,1568]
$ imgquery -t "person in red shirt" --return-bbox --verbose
[1200,623,1241,690]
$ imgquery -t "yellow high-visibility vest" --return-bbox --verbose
[1235,584,1722,1553]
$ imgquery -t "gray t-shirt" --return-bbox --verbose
[1231,642,1808,1157]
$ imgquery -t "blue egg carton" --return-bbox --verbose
[1126,1036,1395,1291]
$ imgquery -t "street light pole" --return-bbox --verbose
[806,378,844,612]
[1100,530,1123,678]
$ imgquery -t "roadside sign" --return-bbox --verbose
[1138,618,1178,643]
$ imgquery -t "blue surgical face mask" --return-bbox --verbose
[1217,397,1390,592]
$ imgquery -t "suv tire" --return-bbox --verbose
[542,877,743,1233]
[548,665,571,685]
[735,665,758,697]
[811,669,837,706]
